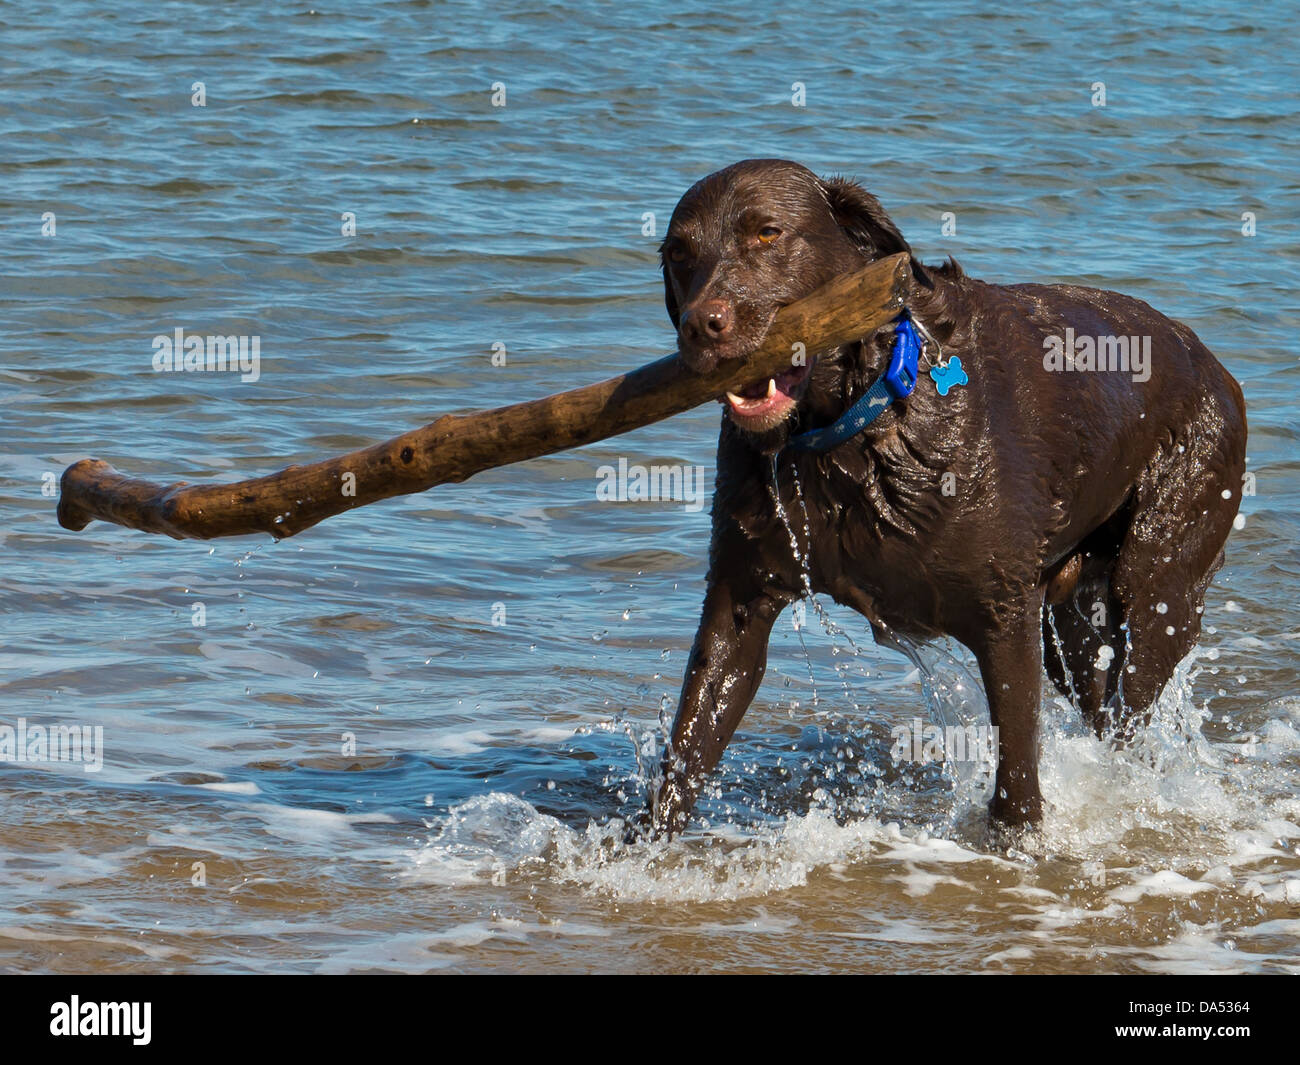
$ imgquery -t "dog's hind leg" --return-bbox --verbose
[1043,591,1123,736]
[1041,539,1127,737]
[1100,388,1246,740]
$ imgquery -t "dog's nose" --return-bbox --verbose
[680,299,735,347]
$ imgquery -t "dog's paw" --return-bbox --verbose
[985,792,1044,851]
[621,811,653,846]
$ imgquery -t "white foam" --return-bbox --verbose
[423,728,497,756]
[194,780,261,795]
[830,918,951,944]
[245,802,395,843]
[314,934,461,974]
[409,793,1004,906]
[692,908,800,935]
[984,946,1034,966]
[0,923,179,961]
[516,724,581,745]
[888,869,971,897]
[1108,870,1218,904]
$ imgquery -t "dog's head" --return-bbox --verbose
[661,158,920,447]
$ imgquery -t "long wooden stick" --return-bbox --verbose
[57,253,909,541]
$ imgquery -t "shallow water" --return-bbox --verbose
[1,0,1298,972]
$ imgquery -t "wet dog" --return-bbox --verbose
[641,158,1247,838]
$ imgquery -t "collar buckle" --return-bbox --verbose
[785,310,924,453]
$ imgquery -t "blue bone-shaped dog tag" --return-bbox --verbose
[930,356,968,397]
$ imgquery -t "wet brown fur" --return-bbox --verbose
[642,159,1247,838]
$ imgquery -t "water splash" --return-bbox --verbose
[890,632,998,823]
[404,790,1006,904]
[768,454,822,710]
[766,453,993,826]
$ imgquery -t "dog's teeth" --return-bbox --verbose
[725,391,746,407]
[766,378,777,398]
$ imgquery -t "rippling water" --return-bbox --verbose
[2,0,1297,973]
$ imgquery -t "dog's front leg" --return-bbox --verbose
[970,596,1046,829]
[643,573,786,839]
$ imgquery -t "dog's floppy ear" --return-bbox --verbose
[821,176,932,288]
[660,250,681,329]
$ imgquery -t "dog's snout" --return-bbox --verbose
[680,299,735,348]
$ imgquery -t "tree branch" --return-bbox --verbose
[57,253,909,540]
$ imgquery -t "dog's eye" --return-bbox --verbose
[667,242,689,263]
[757,226,782,244]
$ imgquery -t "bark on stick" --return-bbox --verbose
[57,253,909,541]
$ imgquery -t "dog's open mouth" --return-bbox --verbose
[722,359,815,431]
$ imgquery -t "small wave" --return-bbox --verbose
[404,791,999,904]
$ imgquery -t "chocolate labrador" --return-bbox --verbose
[640,158,1246,838]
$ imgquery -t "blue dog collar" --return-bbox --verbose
[785,310,924,453]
